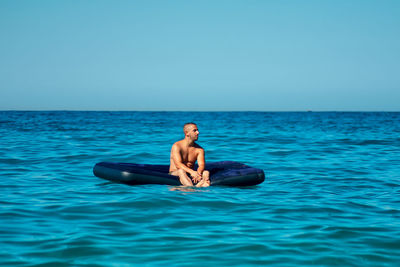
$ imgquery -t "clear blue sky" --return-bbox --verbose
[1,0,399,111]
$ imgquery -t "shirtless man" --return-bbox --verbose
[169,123,210,187]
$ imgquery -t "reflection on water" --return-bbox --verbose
[169,186,211,193]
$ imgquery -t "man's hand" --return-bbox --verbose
[190,170,202,183]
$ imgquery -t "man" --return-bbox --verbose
[169,122,210,187]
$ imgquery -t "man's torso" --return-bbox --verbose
[169,140,201,172]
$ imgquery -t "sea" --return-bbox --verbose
[1,111,400,266]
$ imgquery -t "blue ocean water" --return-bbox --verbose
[1,111,400,266]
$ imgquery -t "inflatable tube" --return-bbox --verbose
[93,161,265,186]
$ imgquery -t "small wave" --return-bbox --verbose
[357,139,391,146]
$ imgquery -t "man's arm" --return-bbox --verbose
[197,148,205,175]
[171,144,198,177]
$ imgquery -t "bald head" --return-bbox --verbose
[183,122,197,135]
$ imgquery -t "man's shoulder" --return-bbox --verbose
[172,140,204,151]
[172,140,184,149]
[194,143,204,151]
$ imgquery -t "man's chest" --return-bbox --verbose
[180,148,197,162]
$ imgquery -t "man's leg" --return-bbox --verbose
[196,170,210,187]
[170,169,193,186]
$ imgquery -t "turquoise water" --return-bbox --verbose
[1,111,400,266]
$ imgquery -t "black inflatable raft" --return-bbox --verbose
[93,161,265,186]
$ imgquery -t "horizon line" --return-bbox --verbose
[1,109,400,113]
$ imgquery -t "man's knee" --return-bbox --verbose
[203,170,210,177]
[177,169,186,175]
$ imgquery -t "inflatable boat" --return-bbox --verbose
[93,161,265,186]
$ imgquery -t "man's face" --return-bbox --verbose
[186,124,199,140]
